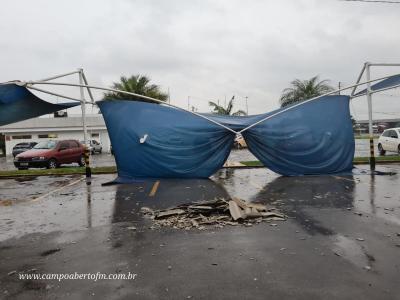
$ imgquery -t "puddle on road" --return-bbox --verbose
[0,166,399,242]
[331,235,374,269]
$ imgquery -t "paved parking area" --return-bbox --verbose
[0,165,399,299]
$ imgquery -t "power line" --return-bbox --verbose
[340,0,400,3]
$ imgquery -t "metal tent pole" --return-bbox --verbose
[365,62,375,171]
[22,71,400,136]
[237,73,400,134]
[26,85,91,103]
[351,63,366,97]
[37,70,80,83]
[78,69,91,184]
[80,70,95,104]
[24,81,238,134]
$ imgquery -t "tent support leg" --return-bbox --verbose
[79,69,91,184]
[366,63,375,171]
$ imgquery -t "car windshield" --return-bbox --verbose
[15,143,29,148]
[33,141,57,149]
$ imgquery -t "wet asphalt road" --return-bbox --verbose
[0,166,400,299]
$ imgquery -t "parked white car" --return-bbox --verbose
[378,128,400,155]
[80,140,103,154]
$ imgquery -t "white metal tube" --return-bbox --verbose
[351,63,366,97]
[238,73,400,134]
[24,81,238,134]
[21,72,400,135]
[366,64,374,139]
[79,70,89,148]
[365,63,376,170]
[80,70,95,104]
[26,85,92,104]
[368,63,400,67]
[37,70,80,82]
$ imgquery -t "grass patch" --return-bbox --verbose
[0,166,117,178]
[354,135,379,139]
[241,156,400,167]
[1,156,399,178]
[240,161,264,167]
[353,156,400,163]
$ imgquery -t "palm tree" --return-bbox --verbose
[279,76,334,107]
[209,96,247,116]
[103,75,168,102]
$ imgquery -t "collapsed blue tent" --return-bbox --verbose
[98,95,354,179]
[0,83,79,126]
[354,74,400,97]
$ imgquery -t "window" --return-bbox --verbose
[38,133,58,139]
[91,133,100,138]
[390,130,398,139]
[34,141,57,149]
[69,141,80,148]
[12,135,32,139]
[59,142,69,150]
[382,131,390,137]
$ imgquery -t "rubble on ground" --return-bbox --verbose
[140,197,285,230]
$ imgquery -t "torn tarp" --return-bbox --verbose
[353,74,400,97]
[0,83,79,126]
[99,95,354,178]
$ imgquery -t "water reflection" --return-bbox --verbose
[253,175,356,235]
[86,185,92,228]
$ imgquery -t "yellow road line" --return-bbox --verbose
[149,180,160,197]
[30,178,84,202]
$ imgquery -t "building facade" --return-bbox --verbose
[0,115,110,156]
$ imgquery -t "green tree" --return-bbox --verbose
[279,76,334,107]
[103,75,168,102]
[208,96,247,116]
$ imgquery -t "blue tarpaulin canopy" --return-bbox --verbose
[353,74,400,97]
[98,95,354,179]
[0,83,79,126]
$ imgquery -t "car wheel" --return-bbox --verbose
[378,143,386,156]
[99,148,102,154]
[398,144,400,154]
[48,159,57,169]
[78,156,86,167]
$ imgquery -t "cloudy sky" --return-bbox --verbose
[1,0,399,119]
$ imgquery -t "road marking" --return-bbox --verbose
[30,178,84,202]
[149,180,160,197]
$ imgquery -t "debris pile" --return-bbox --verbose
[140,197,285,230]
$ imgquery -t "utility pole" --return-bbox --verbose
[245,96,249,115]
[338,82,341,95]
[187,96,190,110]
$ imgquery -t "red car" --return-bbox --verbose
[14,140,85,170]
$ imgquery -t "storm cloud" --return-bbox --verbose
[0,0,399,119]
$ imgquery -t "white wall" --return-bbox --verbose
[5,129,111,155]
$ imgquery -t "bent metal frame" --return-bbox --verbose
[4,63,400,174]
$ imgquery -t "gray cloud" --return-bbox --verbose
[0,0,399,119]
